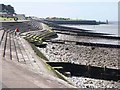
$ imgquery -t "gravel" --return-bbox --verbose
[39,43,119,69]
[68,77,120,88]
[38,34,120,88]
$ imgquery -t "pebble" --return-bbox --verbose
[38,36,119,88]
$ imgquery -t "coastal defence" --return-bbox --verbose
[47,62,119,81]
[45,20,108,25]
[45,39,120,48]
[39,19,120,40]
[0,21,75,88]
[0,19,120,88]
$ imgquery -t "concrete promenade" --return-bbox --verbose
[0,29,74,88]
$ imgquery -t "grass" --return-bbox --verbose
[0,17,14,21]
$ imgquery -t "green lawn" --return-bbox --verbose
[0,17,14,21]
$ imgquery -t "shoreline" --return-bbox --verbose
[38,33,119,88]
[2,20,119,88]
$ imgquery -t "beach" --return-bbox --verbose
[38,23,120,88]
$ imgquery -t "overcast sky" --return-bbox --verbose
[0,0,119,21]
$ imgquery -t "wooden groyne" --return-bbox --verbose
[54,30,119,40]
[56,31,120,40]
[37,20,120,40]
[45,40,120,48]
[76,41,120,48]
[47,62,120,81]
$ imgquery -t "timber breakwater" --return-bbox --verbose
[1,19,119,89]
[35,19,120,88]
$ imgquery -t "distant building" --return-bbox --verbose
[15,14,26,20]
[0,12,14,17]
[0,12,7,16]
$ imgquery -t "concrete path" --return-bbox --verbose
[0,30,75,88]
[0,20,30,23]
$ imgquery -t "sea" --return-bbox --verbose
[60,21,118,36]
[58,21,119,45]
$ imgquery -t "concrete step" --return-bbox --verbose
[10,33,19,62]
[0,30,6,58]
[8,33,34,70]
[17,37,33,67]
[0,30,5,45]
[19,38,41,71]
[7,33,34,71]
[0,22,76,88]
[1,29,42,71]
[13,36,26,63]
[2,31,8,58]
[5,32,11,60]
[21,38,53,74]
[1,30,14,60]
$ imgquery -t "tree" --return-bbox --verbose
[14,17,18,21]
[0,4,15,14]
[7,5,15,14]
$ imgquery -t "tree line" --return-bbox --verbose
[0,4,15,14]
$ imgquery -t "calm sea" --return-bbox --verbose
[61,22,118,36]
[59,22,119,45]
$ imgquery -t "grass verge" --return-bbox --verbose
[0,17,14,21]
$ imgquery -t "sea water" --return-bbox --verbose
[59,22,119,45]
[61,21,118,36]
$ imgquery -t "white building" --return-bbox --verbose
[15,14,26,20]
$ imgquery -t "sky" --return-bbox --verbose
[0,0,119,21]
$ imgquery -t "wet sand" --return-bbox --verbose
[56,34,119,45]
